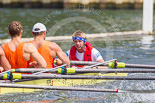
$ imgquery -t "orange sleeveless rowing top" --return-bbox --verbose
[29,41,54,68]
[3,43,16,69]
[3,42,29,69]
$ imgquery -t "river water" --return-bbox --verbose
[0,8,155,102]
[0,8,144,39]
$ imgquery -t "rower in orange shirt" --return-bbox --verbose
[1,21,47,69]
[28,23,70,68]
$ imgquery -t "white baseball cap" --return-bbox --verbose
[32,23,46,32]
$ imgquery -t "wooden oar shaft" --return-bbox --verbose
[70,61,155,69]
[15,68,155,73]
[0,83,118,93]
[1,74,155,80]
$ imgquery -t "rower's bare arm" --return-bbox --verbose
[50,42,70,66]
[24,43,47,68]
[97,59,104,62]
[0,47,11,71]
[97,59,108,69]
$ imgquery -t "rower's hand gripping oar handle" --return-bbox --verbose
[108,60,125,68]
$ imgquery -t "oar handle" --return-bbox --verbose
[108,61,125,68]
[58,68,75,74]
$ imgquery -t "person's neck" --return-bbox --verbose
[33,36,45,49]
[10,36,22,45]
[34,36,44,42]
[9,36,22,51]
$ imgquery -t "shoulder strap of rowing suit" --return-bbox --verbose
[3,43,16,69]
[70,42,93,67]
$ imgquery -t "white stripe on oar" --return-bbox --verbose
[80,59,116,69]
[0,83,118,93]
